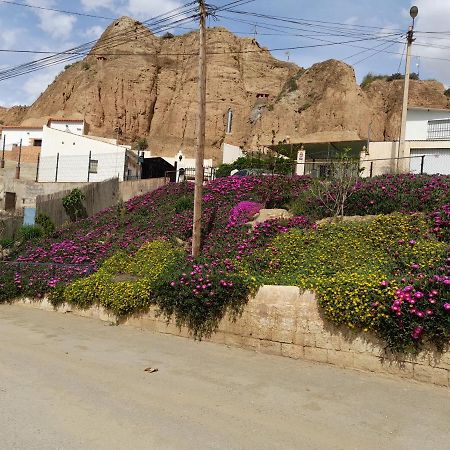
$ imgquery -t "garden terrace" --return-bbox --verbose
[0,174,449,352]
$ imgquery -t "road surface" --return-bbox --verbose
[1,304,449,450]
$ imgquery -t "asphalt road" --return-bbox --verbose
[1,304,449,450]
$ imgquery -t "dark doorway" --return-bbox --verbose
[141,157,176,181]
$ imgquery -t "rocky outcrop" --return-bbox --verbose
[1,17,449,163]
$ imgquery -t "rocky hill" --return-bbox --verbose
[1,16,450,163]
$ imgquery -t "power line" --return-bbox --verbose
[0,0,115,20]
[397,42,406,73]
[0,0,253,81]
[352,40,401,66]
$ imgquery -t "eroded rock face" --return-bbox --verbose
[1,17,449,163]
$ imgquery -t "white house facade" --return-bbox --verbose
[360,107,450,177]
[1,127,43,150]
[38,125,128,182]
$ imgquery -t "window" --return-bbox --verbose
[427,119,450,140]
[89,159,98,174]
[33,139,42,147]
[226,108,233,134]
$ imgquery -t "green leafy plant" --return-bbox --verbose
[35,213,55,236]
[0,238,14,248]
[17,225,43,242]
[62,189,87,222]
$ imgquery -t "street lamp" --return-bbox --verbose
[398,6,418,173]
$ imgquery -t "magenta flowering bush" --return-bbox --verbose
[228,201,263,228]
[379,249,450,352]
[1,173,449,349]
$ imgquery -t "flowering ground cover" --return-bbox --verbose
[0,174,449,350]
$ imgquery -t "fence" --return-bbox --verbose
[293,155,432,178]
[164,167,217,183]
[37,151,126,183]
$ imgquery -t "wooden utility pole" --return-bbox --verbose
[398,6,418,173]
[192,0,207,258]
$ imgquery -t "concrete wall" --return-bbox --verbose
[39,126,127,182]
[24,286,450,387]
[3,178,89,210]
[35,177,166,227]
[360,142,399,177]
[119,178,167,202]
[222,143,244,164]
[0,214,22,240]
[406,108,450,141]
[36,178,120,228]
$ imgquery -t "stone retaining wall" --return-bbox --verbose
[19,285,449,387]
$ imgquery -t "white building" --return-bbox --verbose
[360,107,450,176]
[38,125,128,182]
[1,126,43,150]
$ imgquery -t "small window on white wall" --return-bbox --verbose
[89,159,98,174]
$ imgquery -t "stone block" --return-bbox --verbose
[314,332,340,350]
[259,340,282,356]
[353,353,383,373]
[241,336,261,351]
[431,368,450,387]
[293,331,306,347]
[414,364,449,386]
[379,360,414,379]
[302,333,316,347]
[281,343,304,359]
[327,350,354,368]
[224,333,244,348]
[304,347,328,363]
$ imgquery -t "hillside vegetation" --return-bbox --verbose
[1,174,449,352]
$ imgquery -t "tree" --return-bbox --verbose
[132,138,148,152]
[309,148,361,218]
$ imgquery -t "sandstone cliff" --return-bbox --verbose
[1,16,449,163]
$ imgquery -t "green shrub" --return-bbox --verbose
[62,189,87,222]
[152,259,251,338]
[0,238,14,248]
[18,225,43,242]
[174,195,194,214]
[35,213,55,236]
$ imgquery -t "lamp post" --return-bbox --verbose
[398,6,418,173]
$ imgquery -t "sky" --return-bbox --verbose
[0,0,449,107]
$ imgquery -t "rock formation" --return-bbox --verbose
[1,16,449,163]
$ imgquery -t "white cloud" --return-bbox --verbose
[83,25,105,39]
[410,0,450,86]
[0,28,20,48]
[81,0,117,11]
[22,68,60,103]
[25,0,77,40]
[127,0,184,20]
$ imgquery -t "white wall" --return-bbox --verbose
[0,128,43,150]
[360,142,399,177]
[222,143,244,164]
[38,126,126,182]
[406,109,450,141]
[48,120,84,135]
